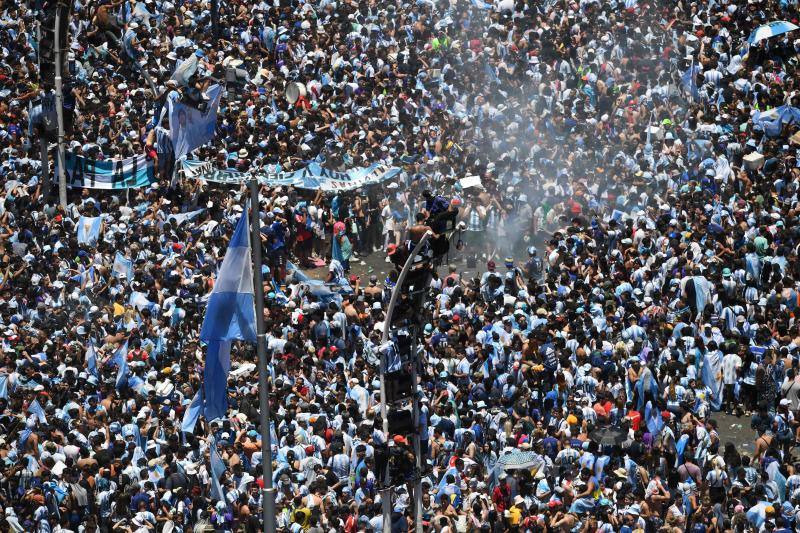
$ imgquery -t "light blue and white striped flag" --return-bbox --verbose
[112,340,130,390]
[199,213,256,343]
[182,389,203,434]
[28,399,47,425]
[86,341,99,378]
[167,209,204,227]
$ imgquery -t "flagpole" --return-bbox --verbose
[249,179,276,533]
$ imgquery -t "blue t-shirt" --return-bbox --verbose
[267,221,285,252]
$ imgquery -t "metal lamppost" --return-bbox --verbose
[378,231,432,533]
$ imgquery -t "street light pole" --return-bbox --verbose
[54,1,67,208]
[409,329,423,533]
[379,231,432,533]
[34,19,51,200]
[211,0,220,40]
[249,179,276,533]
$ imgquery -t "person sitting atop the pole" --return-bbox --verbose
[422,189,447,222]
[399,213,433,270]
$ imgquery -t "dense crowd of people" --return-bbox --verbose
[3,0,800,531]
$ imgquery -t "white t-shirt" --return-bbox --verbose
[721,353,742,385]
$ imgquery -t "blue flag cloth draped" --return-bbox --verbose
[77,216,103,245]
[86,341,99,378]
[644,401,665,435]
[675,434,689,466]
[170,84,223,160]
[203,340,232,421]
[745,252,762,283]
[753,105,800,137]
[437,465,460,494]
[702,351,723,411]
[747,501,770,527]
[635,372,659,412]
[624,456,638,487]
[594,455,610,482]
[681,276,711,317]
[27,399,47,425]
[171,54,198,87]
[766,460,786,502]
[181,390,203,433]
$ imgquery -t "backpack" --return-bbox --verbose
[777,414,794,443]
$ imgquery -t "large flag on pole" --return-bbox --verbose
[197,211,257,422]
[681,59,701,102]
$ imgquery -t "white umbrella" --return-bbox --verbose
[496,451,545,471]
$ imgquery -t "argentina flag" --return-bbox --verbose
[86,341,99,378]
[112,252,134,282]
[77,216,103,245]
[111,340,130,391]
[198,211,257,423]
[681,62,701,102]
